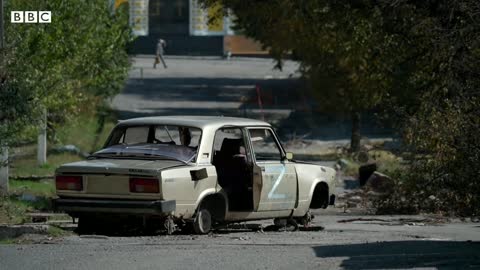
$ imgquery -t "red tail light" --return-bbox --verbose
[56,175,83,191]
[129,178,159,193]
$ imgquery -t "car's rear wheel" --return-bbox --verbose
[193,208,212,234]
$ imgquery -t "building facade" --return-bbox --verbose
[120,0,265,56]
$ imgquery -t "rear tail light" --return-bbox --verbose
[56,175,83,191]
[129,178,159,193]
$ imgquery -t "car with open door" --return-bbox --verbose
[53,116,336,234]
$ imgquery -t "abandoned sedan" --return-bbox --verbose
[54,116,336,234]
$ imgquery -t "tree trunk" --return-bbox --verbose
[350,111,361,152]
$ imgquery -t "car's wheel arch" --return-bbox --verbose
[194,190,228,222]
[308,180,330,209]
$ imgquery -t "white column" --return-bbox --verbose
[0,147,8,195]
[37,108,47,165]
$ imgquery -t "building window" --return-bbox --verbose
[149,0,188,23]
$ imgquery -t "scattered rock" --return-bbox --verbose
[364,171,393,193]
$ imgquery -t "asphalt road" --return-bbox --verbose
[113,56,301,120]
[1,213,479,270]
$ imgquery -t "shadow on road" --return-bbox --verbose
[313,240,480,269]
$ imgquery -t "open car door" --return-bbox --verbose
[248,128,297,211]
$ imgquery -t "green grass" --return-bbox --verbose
[369,150,404,174]
[47,225,72,237]
[10,153,83,177]
[343,158,361,177]
[9,179,55,197]
[0,238,16,244]
[0,176,56,225]
[0,197,31,224]
[0,192,54,225]
[55,109,116,153]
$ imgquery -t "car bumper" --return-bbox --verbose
[53,198,176,215]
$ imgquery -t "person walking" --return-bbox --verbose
[154,39,167,69]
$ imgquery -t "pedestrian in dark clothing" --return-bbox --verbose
[154,39,167,69]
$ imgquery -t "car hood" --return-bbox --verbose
[56,158,187,176]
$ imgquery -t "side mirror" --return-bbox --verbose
[285,152,293,160]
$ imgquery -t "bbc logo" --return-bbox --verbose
[11,11,51,23]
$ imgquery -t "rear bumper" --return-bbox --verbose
[53,198,176,215]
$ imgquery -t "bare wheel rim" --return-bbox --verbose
[194,209,212,234]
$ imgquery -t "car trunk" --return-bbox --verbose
[56,159,185,199]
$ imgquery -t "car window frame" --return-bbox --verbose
[210,126,251,165]
[245,127,287,164]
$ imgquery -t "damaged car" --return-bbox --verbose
[53,116,336,234]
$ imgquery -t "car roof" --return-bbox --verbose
[117,116,270,129]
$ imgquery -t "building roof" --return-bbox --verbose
[117,116,270,129]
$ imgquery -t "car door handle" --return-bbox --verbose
[260,166,265,172]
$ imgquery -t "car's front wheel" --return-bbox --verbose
[193,208,212,234]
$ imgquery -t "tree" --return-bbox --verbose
[201,0,404,151]
[202,0,480,215]
[0,0,132,146]
[375,0,480,216]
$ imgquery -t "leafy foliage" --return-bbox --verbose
[201,0,406,151]
[374,1,480,216]
[0,0,132,146]
[202,0,480,215]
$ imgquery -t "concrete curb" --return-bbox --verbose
[0,224,51,240]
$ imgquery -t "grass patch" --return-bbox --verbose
[10,153,83,177]
[9,179,55,197]
[0,238,16,244]
[47,225,71,237]
[0,197,30,224]
[55,107,116,153]
[0,196,54,225]
[369,150,404,175]
[342,158,360,177]
[0,179,56,225]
